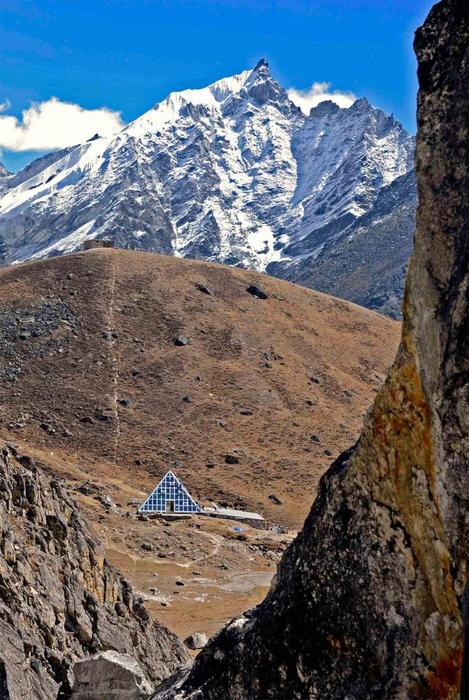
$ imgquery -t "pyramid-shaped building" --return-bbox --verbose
[139,471,201,514]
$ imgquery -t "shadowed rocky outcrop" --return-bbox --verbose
[291,169,417,319]
[0,444,188,699]
[153,1,469,697]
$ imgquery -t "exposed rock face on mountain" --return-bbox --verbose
[0,164,12,201]
[6,147,76,191]
[153,1,469,698]
[0,443,188,699]
[0,164,11,180]
[289,169,417,318]
[0,62,414,316]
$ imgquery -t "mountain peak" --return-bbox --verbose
[351,96,371,111]
[254,58,269,70]
[308,100,341,118]
[241,59,293,109]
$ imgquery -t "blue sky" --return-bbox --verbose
[1,0,433,172]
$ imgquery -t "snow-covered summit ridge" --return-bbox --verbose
[127,59,292,136]
[0,61,414,282]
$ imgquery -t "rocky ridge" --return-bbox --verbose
[152,1,469,697]
[0,442,188,699]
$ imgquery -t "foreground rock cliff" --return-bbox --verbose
[154,1,469,697]
[0,444,188,699]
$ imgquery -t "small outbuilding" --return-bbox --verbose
[83,239,114,251]
[202,505,265,526]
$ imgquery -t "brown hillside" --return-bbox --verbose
[0,248,399,529]
[0,248,400,640]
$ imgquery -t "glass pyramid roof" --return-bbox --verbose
[139,470,201,513]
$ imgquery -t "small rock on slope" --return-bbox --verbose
[246,284,268,300]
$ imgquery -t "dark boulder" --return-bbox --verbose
[174,336,190,347]
[268,494,282,505]
[118,398,133,407]
[195,283,212,296]
[246,284,268,300]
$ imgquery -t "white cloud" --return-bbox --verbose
[288,82,356,115]
[0,97,124,152]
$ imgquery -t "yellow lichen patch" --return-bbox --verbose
[349,327,462,668]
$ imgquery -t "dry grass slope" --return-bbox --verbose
[0,248,399,528]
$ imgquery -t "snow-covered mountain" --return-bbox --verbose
[0,60,415,313]
[290,169,417,318]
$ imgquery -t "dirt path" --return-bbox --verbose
[105,255,121,464]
